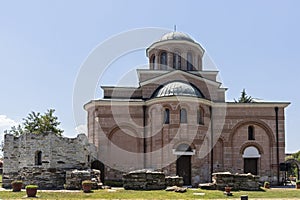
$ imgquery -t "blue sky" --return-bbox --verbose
[0,0,299,153]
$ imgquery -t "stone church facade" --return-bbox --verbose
[85,31,289,185]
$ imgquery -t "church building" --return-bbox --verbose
[84,31,289,185]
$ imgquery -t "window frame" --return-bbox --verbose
[160,51,167,70]
[180,108,187,123]
[248,125,255,140]
[173,52,181,70]
[197,108,204,125]
[164,108,170,124]
[35,150,42,166]
[187,52,193,71]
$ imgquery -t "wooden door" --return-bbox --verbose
[176,155,191,185]
[244,158,258,175]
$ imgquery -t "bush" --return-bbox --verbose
[264,181,270,188]
[11,180,23,184]
[82,180,92,185]
[25,185,38,189]
[296,180,300,184]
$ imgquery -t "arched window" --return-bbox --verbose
[180,108,187,123]
[198,55,201,69]
[187,52,193,71]
[164,108,170,124]
[197,108,204,125]
[151,55,157,70]
[173,52,181,70]
[160,51,167,70]
[35,151,42,165]
[248,126,255,140]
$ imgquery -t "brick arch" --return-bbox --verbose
[173,141,196,150]
[216,135,226,144]
[161,103,173,110]
[239,142,264,155]
[107,124,141,153]
[108,123,140,139]
[229,119,275,147]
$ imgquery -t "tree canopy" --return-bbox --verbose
[286,150,300,163]
[4,109,63,136]
[234,89,253,103]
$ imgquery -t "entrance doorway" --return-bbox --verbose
[176,155,191,185]
[244,158,258,175]
[91,160,105,183]
[243,146,260,175]
[174,143,194,185]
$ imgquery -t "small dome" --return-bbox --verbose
[160,31,195,42]
[155,82,203,98]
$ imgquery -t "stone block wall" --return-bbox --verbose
[165,176,183,187]
[64,169,101,190]
[2,132,97,189]
[123,169,166,190]
[212,172,260,191]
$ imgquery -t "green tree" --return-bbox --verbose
[234,89,253,103]
[4,109,63,136]
[285,150,300,178]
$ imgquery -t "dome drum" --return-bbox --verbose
[147,32,205,71]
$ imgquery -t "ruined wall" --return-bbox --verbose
[2,132,97,189]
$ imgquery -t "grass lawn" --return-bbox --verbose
[0,188,299,199]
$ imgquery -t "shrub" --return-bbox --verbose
[82,180,92,185]
[25,185,38,189]
[11,180,23,184]
[264,181,270,187]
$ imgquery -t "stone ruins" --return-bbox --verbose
[123,169,184,190]
[199,172,260,191]
[2,132,99,189]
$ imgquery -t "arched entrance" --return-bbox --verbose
[174,144,195,185]
[243,146,260,175]
[91,160,105,183]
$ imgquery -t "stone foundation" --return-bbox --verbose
[64,169,102,190]
[2,167,66,189]
[123,169,166,190]
[211,172,260,191]
[165,176,183,187]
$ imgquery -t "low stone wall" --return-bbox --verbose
[165,176,183,187]
[64,169,102,190]
[123,169,166,190]
[2,167,65,189]
[212,172,260,191]
[3,168,102,190]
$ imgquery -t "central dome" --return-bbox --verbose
[160,31,195,42]
[155,82,203,98]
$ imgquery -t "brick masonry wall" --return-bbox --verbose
[87,100,287,184]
